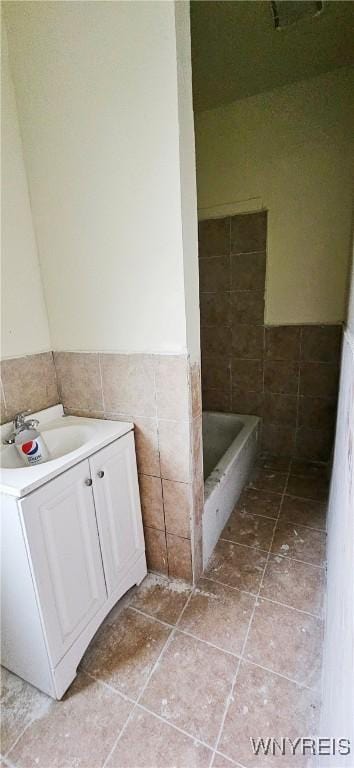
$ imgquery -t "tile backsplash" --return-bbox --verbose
[0,352,59,424]
[199,212,342,461]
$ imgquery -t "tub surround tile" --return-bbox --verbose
[245,599,323,688]
[166,533,193,581]
[231,253,266,291]
[138,475,164,531]
[201,326,232,358]
[130,573,192,625]
[301,325,342,363]
[198,217,230,258]
[199,256,230,293]
[231,358,263,393]
[300,361,339,398]
[265,326,301,361]
[230,290,264,325]
[7,672,132,768]
[199,214,340,462]
[1,352,59,423]
[219,661,320,766]
[232,324,264,358]
[261,424,297,458]
[230,211,267,254]
[179,578,255,655]
[261,553,325,616]
[144,527,168,576]
[264,360,299,395]
[107,707,212,768]
[200,292,231,327]
[202,387,232,413]
[205,540,267,593]
[141,631,237,745]
[81,608,171,699]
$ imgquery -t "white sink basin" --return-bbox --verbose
[0,424,95,469]
[0,405,133,497]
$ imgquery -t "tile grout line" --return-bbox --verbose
[101,589,194,767]
[218,534,325,563]
[209,464,292,767]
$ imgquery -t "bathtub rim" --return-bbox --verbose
[203,411,260,502]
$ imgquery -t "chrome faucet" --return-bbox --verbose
[3,411,40,445]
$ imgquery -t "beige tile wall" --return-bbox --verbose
[53,351,204,583]
[0,352,59,424]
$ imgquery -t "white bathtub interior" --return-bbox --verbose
[202,411,260,569]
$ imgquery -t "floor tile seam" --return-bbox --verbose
[128,605,245,659]
[241,657,319,692]
[102,594,190,768]
[201,571,325,613]
[218,535,326,568]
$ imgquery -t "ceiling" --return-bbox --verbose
[191,0,354,111]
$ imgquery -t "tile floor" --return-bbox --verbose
[1,457,328,768]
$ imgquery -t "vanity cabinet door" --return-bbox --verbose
[89,432,145,596]
[18,460,107,666]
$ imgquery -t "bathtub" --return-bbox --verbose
[202,411,260,568]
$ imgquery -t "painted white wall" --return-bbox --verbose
[175,1,200,362]
[1,24,51,360]
[4,1,199,356]
[195,68,354,325]
[321,251,354,761]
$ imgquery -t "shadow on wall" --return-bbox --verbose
[199,211,342,461]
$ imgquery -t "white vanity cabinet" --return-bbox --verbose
[1,428,147,699]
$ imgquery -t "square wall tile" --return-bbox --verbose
[263,393,297,427]
[2,352,59,419]
[265,326,301,361]
[232,390,264,417]
[301,325,342,363]
[138,475,164,530]
[261,424,296,457]
[104,414,160,477]
[201,326,232,358]
[230,290,264,325]
[200,293,231,327]
[158,419,191,483]
[202,388,231,413]
[300,361,339,399]
[54,351,102,411]
[230,211,267,253]
[166,533,192,581]
[202,358,231,391]
[162,479,192,538]
[155,355,189,421]
[198,217,230,258]
[231,253,266,291]
[199,256,230,293]
[144,527,168,575]
[298,396,336,431]
[296,426,333,462]
[264,360,299,395]
[100,353,155,417]
[231,358,263,393]
[232,324,264,358]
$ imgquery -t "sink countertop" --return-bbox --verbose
[0,405,134,498]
